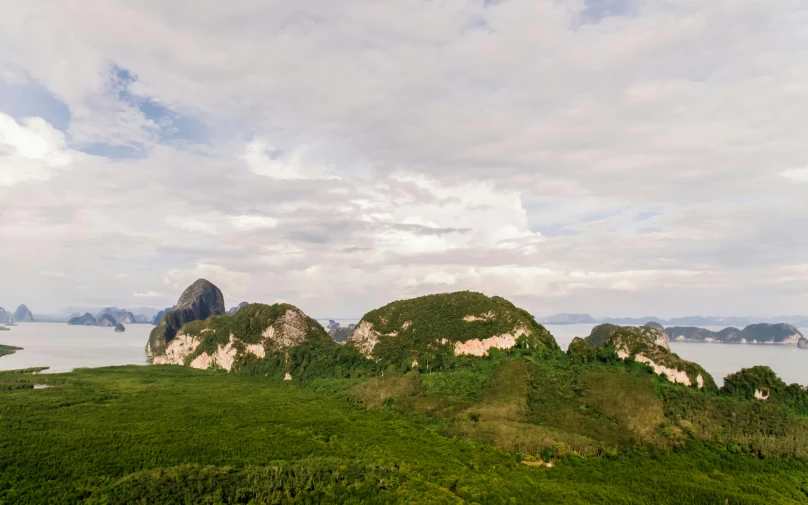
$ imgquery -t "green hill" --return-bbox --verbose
[578,324,716,391]
[151,303,372,381]
[348,291,559,371]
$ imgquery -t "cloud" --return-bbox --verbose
[133,290,167,298]
[1,1,808,318]
[228,214,279,230]
[40,270,66,278]
[0,113,76,185]
[780,167,808,182]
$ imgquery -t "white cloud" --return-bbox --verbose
[228,214,279,230]
[1,1,808,317]
[0,113,76,186]
[40,270,66,278]
[133,290,166,298]
[244,139,336,180]
[780,167,808,182]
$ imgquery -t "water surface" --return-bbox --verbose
[0,322,150,373]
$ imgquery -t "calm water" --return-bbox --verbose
[0,321,805,385]
[546,323,808,386]
[0,322,150,373]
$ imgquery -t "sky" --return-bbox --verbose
[1,0,807,318]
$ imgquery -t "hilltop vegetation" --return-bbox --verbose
[3,365,808,504]
[349,291,559,371]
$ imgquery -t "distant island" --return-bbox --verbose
[666,323,806,347]
[0,304,34,323]
[68,313,97,326]
[540,313,808,328]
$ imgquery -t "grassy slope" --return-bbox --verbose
[3,365,808,504]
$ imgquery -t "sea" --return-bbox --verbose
[1,321,806,386]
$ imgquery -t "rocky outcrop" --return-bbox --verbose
[149,302,327,372]
[97,314,117,327]
[114,323,126,332]
[98,308,136,324]
[347,291,559,366]
[68,313,97,326]
[0,308,9,324]
[227,302,248,315]
[666,323,804,345]
[147,280,225,359]
[12,304,34,322]
[578,324,714,390]
[799,338,808,349]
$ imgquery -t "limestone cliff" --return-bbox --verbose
[149,302,329,374]
[347,291,559,368]
[147,279,225,359]
[12,304,34,322]
[580,324,715,390]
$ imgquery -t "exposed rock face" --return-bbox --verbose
[149,303,327,372]
[227,302,248,315]
[799,338,808,349]
[0,308,9,324]
[347,291,559,366]
[147,280,225,359]
[666,323,803,345]
[97,314,117,327]
[68,313,97,326]
[114,323,126,332]
[580,324,714,390]
[12,304,34,322]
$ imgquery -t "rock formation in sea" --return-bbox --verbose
[97,314,117,327]
[68,313,98,326]
[0,308,9,324]
[12,304,34,322]
[114,323,126,332]
[666,323,804,346]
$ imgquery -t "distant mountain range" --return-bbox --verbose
[539,313,808,327]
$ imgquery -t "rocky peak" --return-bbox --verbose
[147,279,226,358]
[12,304,33,322]
[68,313,97,326]
[0,308,9,324]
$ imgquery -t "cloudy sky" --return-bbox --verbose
[1,0,807,318]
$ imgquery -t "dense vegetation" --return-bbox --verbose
[579,324,717,391]
[353,291,559,371]
[3,365,808,504]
